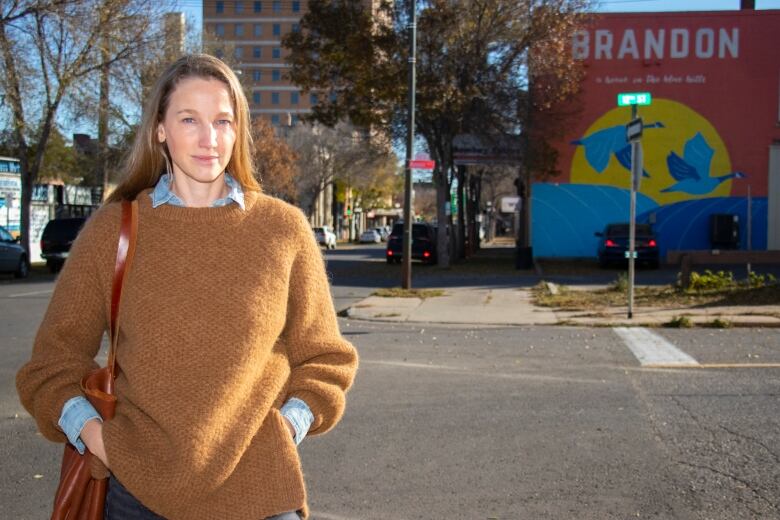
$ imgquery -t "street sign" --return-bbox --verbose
[617,92,652,106]
[409,159,435,170]
[626,117,643,142]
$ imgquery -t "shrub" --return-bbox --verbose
[665,315,693,328]
[688,270,735,291]
[747,271,778,288]
[610,273,628,293]
[709,318,732,329]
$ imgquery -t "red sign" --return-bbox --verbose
[408,159,436,170]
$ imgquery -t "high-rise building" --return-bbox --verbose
[202,0,309,126]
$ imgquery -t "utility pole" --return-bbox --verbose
[402,0,417,289]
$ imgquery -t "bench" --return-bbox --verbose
[667,250,780,288]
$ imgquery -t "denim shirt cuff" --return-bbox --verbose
[58,396,102,455]
[280,397,314,446]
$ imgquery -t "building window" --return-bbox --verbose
[215,48,224,58]
[292,1,300,12]
[272,47,281,59]
[272,0,280,12]
[253,23,262,37]
[272,69,281,81]
[234,47,244,59]
[291,114,300,125]
[235,1,244,13]
[253,0,262,12]
[292,23,300,33]
[216,1,224,13]
[310,93,318,105]
[272,23,280,36]
[253,92,261,104]
[252,70,261,81]
[271,92,280,105]
[271,114,280,125]
[235,23,244,37]
[291,91,299,104]
[215,23,225,37]
[252,46,261,58]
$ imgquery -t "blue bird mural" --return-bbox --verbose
[661,132,746,195]
[571,122,664,178]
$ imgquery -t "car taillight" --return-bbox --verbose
[605,239,617,247]
[423,251,431,258]
[648,239,657,247]
[387,250,393,256]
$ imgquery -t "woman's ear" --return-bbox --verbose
[157,123,166,143]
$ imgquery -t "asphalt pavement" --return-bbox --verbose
[2,246,779,519]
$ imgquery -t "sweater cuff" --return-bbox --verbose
[58,396,102,455]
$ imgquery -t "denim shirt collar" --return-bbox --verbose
[150,172,245,210]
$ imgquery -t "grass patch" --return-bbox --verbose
[533,277,780,311]
[372,288,445,299]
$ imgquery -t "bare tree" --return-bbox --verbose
[287,122,393,220]
[0,0,169,255]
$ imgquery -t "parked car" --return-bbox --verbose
[0,225,28,278]
[40,217,87,273]
[372,227,389,242]
[596,223,659,268]
[359,229,382,244]
[386,222,437,264]
[313,226,337,249]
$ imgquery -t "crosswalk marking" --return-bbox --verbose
[613,327,700,367]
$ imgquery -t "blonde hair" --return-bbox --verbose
[107,54,259,203]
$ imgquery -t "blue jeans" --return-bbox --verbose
[104,476,301,519]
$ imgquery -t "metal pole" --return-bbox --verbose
[747,184,752,276]
[402,0,417,289]
[628,104,638,319]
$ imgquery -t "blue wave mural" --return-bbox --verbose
[532,183,767,259]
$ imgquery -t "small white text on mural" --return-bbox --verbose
[595,73,707,85]
[573,28,739,60]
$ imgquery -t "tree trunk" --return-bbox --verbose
[456,165,466,260]
[434,171,450,268]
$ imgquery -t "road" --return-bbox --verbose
[1,246,778,519]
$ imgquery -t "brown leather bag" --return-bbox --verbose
[50,199,139,520]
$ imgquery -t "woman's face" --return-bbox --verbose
[157,76,237,185]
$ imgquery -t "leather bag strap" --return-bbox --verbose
[107,199,138,387]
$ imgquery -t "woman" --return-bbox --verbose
[16,54,358,520]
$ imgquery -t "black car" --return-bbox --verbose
[596,223,659,268]
[386,222,437,264]
[0,225,28,278]
[40,217,87,272]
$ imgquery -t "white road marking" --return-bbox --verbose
[8,289,54,298]
[361,360,605,384]
[613,327,699,367]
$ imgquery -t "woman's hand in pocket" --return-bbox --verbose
[283,416,295,439]
[81,418,109,467]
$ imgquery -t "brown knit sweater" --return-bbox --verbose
[16,189,358,519]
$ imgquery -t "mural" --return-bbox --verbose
[532,98,765,258]
[569,99,744,206]
[535,10,780,258]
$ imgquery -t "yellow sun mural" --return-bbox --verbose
[570,98,740,206]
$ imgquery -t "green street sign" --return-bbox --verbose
[617,92,652,107]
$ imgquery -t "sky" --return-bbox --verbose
[173,0,780,40]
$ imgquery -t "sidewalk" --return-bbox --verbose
[345,286,780,327]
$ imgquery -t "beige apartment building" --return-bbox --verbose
[202,0,314,125]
